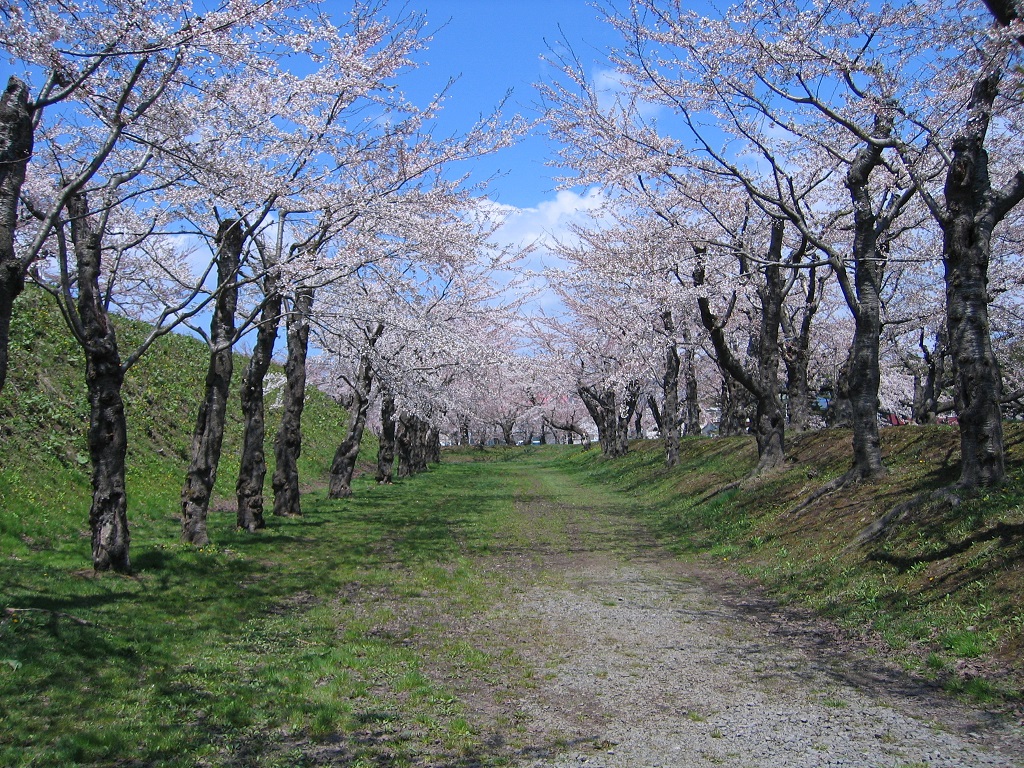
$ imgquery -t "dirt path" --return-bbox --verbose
[457,461,1024,768]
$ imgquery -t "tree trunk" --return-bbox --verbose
[694,225,787,474]
[940,71,1016,488]
[66,193,130,573]
[328,342,377,499]
[499,419,515,446]
[781,265,823,433]
[376,389,396,483]
[272,287,313,517]
[427,426,441,464]
[912,329,949,424]
[825,350,854,428]
[397,413,414,478]
[842,116,893,481]
[0,77,34,394]
[579,385,618,456]
[661,310,680,467]
[680,325,701,436]
[181,220,242,545]
[235,278,281,532]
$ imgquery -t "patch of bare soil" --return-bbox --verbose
[443,476,1024,768]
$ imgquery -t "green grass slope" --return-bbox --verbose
[0,286,358,566]
[548,425,1024,704]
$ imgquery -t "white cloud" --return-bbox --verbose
[485,188,609,316]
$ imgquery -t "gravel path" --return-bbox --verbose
[481,468,1024,768]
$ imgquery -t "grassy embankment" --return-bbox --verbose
[1,289,536,767]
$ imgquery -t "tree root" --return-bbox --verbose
[868,520,1024,570]
[784,469,860,517]
[846,487,962,552]
[694,480,742,505]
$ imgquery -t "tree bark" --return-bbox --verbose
[235,276,281,532]
[0,77,34,394]
[940,71,1019,488]
[912,329,950,424]
[781,265,824,432]
[66,193,130,573]
[376,389,396,483]
[181,220,242,545]
[327,328,380,499]
[680,324,701,436]
[661,310,681,467]
[840,114,896,481]
[272,286,313,517]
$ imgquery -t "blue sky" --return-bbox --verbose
[406,0,618,208]
[394,1,626,313]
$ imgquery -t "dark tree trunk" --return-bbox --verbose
[694,224,787,474]
[825,350,854,428]
[840,114,897,481]
[661,310,681,467]
[397,414,414,478]
[499,419,515,446]
[0,77,34,394]
[181,220,242,545]
[427,426,441,464]
[579,385,617,456]
[912,329,950,424]
[397,414,432,475]
[458,415,470,446]
[940,71,1020,488]
[272,287,313,517]
[415,419,430,471]
[235,277,281,532]
[781,265,824,433]
[328,334,379,499]
[680,325,701,437]
[376,389,396,484]
[66,192,130,573]
[719,374,752,436]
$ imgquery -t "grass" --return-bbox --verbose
[0,463,538,767]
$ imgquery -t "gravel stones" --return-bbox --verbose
[508,563,1022,768]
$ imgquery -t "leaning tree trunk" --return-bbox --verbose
[328,351,376,499]
[610,383,641,458]
[66,193,130,573]
[579,385,621,456]
[235,276,281,532]
[272,287,313,517]
[661,310,681,467]
[376,389,396,484]
[181,220,242,545]
[0,77,34,394]
[694,228,787,474]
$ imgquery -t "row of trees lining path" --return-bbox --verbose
[2,0,1024,573]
